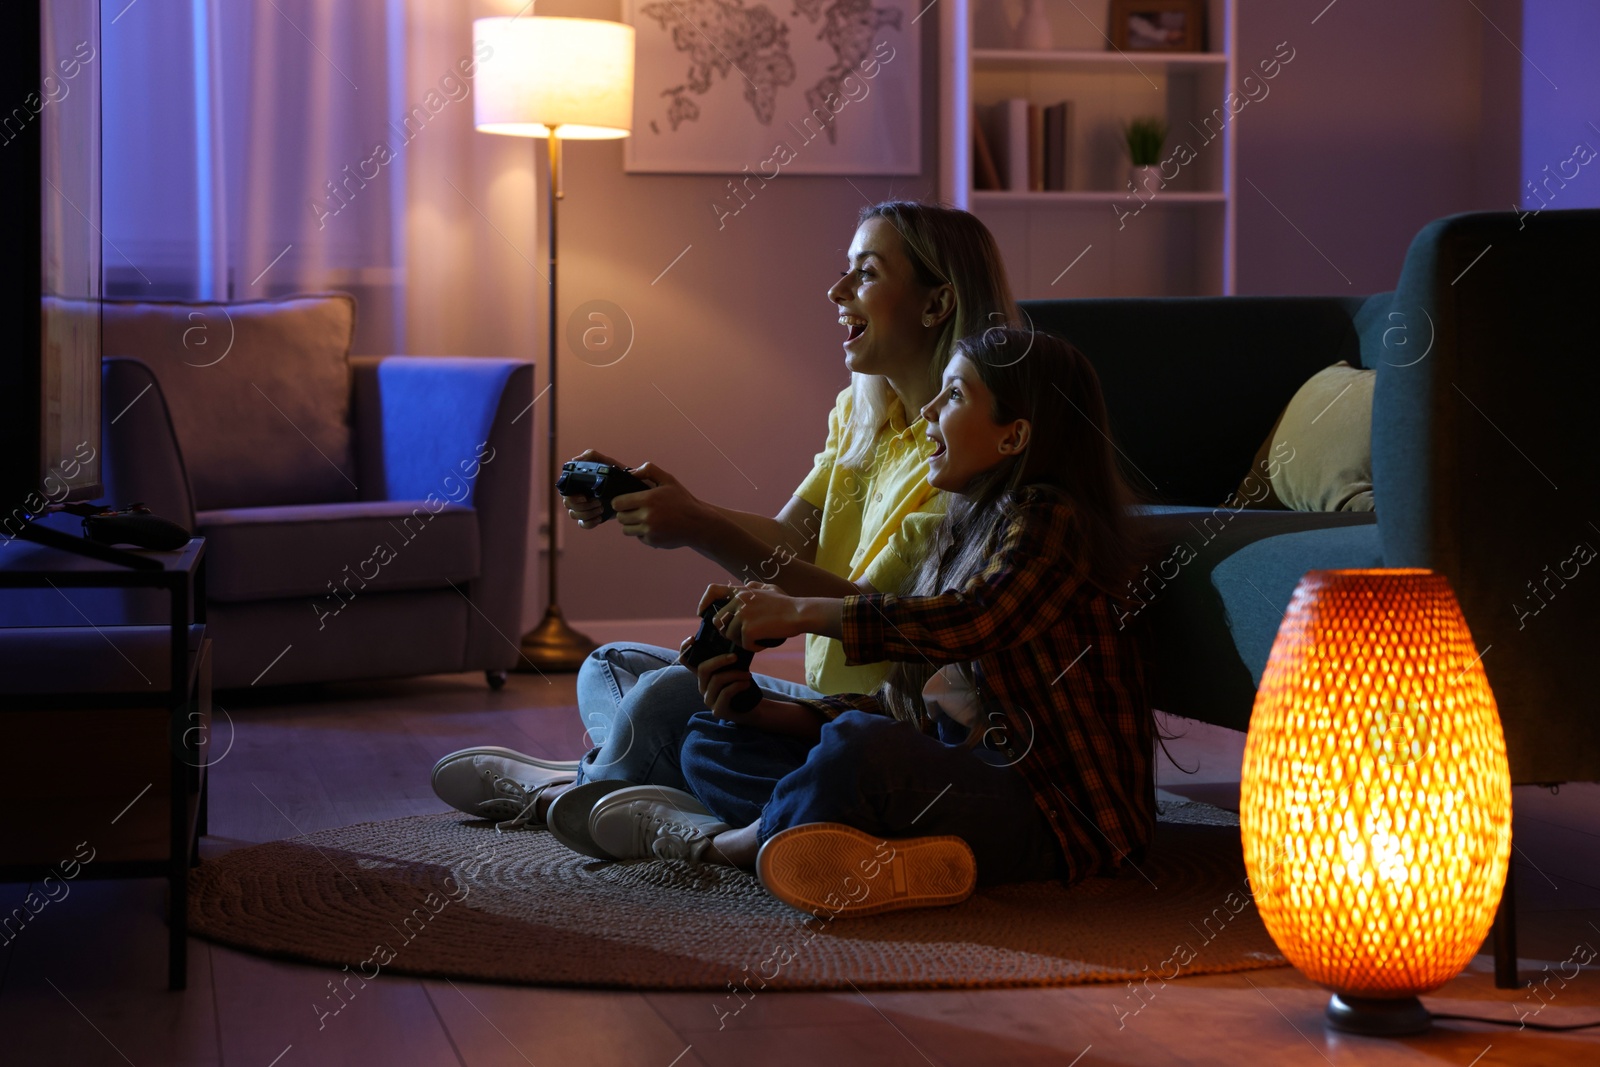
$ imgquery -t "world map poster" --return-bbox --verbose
[623,0,921,174]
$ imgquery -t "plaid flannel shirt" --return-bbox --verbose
[797,486,1155,885]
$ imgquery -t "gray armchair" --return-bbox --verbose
[85,291,532,689]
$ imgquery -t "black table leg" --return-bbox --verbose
[168,579,189,991]
[1493,849,1518,989]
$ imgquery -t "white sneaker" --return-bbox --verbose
[431,748,575,832]
[433,744,582,773]
[588,785,730,863]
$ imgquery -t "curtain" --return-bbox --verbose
[101,0,538,360]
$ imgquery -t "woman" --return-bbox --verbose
[431,201,1019,832]
[582,329,1156,918]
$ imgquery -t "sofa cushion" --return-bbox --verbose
[102,293,358,511]
[1234,361,1376,512]
[196,500,480,603]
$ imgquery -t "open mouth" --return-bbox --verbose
[839,314,866,343]
[927,435,947,460]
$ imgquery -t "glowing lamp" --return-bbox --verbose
[470,16,634,670]
[1239,569,1511,1036]
[473,17,634,140]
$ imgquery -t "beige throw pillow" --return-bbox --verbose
[1233,361,1376,512]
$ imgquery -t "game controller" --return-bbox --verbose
[681,597,782,714]
[79,504,192,551]
[555,461,652,522]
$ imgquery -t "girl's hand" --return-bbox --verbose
[697,583,738,615]
[689,652,823,740]
[691,651,758,719]
[612,462,707,549]
[716,581,803,650]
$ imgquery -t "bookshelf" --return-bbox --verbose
[940,1,1237,298]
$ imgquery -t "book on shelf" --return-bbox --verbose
[1027,104,1044,191]
[1043,101,1074,191]
[972,104,1001,190]
[974,98,1075,194]
[981,98,1030,193]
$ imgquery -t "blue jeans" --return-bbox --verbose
[679,710,1066,885]
[573,641,822,789]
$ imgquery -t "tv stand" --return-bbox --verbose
[0,535,208,990]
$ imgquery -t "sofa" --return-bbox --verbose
[5,292,534,689]
[1020,208,1600,791]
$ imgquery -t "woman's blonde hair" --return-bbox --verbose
[840,201,1019,471]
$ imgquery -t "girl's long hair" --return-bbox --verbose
[840,201,1019,471]
[881,328,1154,727]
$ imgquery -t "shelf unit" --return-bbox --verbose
[940,0,1236,298]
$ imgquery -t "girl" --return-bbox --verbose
[583,328,1157,916]
[431,203,1020,834]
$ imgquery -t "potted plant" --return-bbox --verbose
[1123,117,1168,194]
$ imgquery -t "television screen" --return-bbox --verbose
[39,0,102,504]
[0,0,102,533]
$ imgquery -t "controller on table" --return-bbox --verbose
[64,502,192,551]
[680,597,783,714]
[555,460,652,522]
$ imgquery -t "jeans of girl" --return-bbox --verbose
[679,709,1066,885]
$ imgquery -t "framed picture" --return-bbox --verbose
[623,0,920,175]
[1110,0,1206,52]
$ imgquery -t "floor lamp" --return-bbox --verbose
[472,16,635,671]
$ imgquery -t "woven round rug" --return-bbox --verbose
[189,800,1285,990]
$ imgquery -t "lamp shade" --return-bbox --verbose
[473,17,634,139]
[1240,569,1511,1003]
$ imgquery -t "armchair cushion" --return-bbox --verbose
[197,500,480,603]
[102,293,359,511]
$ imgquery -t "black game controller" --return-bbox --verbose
[681,598,782,714]
[555,461,652,522]
[80,504,192,551]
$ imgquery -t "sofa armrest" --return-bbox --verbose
[1372,208,1600,782]
[351,356,534,668]
[101,357,196,530]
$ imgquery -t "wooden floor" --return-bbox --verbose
[3,623,1598,1066]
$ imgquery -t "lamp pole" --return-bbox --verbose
[516,125,596,671]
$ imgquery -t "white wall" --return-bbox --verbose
[1233,0,1519,295]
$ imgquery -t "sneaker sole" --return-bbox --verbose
[756,823,976,918]
[547,780,632,859]
[430,746,582,793]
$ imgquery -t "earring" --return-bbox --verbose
[923,316,934,327]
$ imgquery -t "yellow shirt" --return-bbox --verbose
[794,387,946,694]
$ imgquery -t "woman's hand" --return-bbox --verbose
[612,462,709,549]
[715,581,806,650]
[560,449,632,528]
